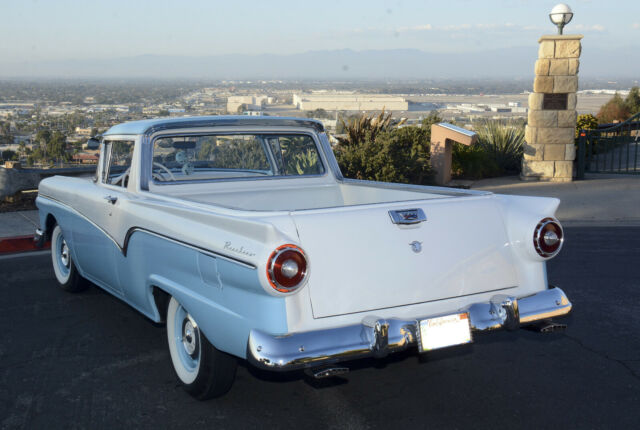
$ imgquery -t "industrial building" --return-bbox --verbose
[226,95,270,113]
[293,93,408,112]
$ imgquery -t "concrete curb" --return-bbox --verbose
[0,235,50,255]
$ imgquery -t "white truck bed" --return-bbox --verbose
[156,181,468,212]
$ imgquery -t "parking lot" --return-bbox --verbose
[1,226,639,429]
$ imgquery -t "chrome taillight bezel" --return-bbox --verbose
[533,217,564,258]
[266,244,308,293]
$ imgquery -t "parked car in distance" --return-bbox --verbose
[35,116,572,399]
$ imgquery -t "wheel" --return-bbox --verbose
[166,296,237,399]
[50,224,89,293]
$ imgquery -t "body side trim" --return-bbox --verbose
[37,194,256,269]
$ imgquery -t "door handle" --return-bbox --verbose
[104,195,118,204]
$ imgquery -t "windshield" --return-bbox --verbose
[151,133,324,182]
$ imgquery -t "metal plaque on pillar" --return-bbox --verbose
[543,93,568,110]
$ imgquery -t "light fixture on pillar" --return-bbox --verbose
[549,3,573,35]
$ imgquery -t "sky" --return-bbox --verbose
[2,0,639,62]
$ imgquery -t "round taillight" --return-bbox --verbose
[534,218,564,258]
[266,244,308,293]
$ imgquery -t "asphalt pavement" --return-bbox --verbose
[471,174,640,226]
[1,227,639,429]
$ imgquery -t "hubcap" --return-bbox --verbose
[60,239,70,268]
[181,316,199,358]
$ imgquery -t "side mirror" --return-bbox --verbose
[86,137,101,150]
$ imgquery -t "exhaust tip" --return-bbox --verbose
[524,319,567,333]
[305,367,350,379]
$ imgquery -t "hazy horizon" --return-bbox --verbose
[1,46,639,81]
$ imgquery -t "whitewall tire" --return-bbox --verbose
[51,224,88,293]
[166,296,237,399]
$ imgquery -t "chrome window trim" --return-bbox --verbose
[317,132,344,180]
[147,130,328,186]
[101,138,136,187]
[103,116,325,137]
[37,194,256,269]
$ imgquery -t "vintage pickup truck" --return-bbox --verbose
[35,116,571,399]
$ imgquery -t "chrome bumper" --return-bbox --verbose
[247,287,572,371]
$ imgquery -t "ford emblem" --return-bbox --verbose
[410,241,422,253]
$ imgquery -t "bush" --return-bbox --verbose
[451,120,524,179]
[475,120,524,173]
[451,144,501,179]
[335,126,434,185]
[576,114,598,137]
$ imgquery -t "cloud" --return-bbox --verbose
[573,24,606,32]
[633,23,640,29]
[438,24,473,31]
[437,23,542,32]
[396,24,433,33]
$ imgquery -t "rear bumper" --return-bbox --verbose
[34,228,45,248]
[247,287,572,371]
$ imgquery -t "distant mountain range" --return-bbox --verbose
[2,46,639,80]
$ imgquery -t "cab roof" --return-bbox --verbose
[103,115,325,136]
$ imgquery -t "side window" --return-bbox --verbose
[104,140,135,186]
[268,135,324,176]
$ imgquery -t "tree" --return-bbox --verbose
[420,110,443,144]
[1,149,17,161]
[597,93,631,124]
[36,129,52,146]
[305,108,330,119]
[625,86,640,116]
[576,113,598,137]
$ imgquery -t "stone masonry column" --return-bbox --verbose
[522,34,583,182]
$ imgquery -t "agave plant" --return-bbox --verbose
[474,120,525,173]
[335,108,405,147]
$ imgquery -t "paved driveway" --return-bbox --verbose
[1,227,639,429]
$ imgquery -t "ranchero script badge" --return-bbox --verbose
[410,241,423,253]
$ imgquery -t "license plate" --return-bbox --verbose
[418,312,472,352]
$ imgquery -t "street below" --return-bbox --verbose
[1,227,639,429]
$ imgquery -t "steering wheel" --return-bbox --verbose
[111,167,130,186]
[153,162,176,181]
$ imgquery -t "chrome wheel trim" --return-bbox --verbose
[181,315,199,358]
[167,297,201,384]
[60,239,70,268]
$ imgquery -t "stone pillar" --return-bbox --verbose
[522,34,583,182]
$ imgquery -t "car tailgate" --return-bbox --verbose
[291,194,519,318]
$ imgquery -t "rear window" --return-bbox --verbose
[151,133,324,182]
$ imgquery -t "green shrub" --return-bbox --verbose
[335,126,434,185]
[576,113,598,138]
[475,120,524,174]
[451,120,524,179]
[451,143,501,179]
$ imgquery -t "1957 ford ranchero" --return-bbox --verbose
[35,116,572,399]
